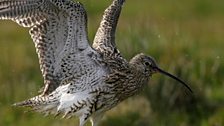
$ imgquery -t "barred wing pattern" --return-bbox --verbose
[0,0,94,95]
[93,0,125,57]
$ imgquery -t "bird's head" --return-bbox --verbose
[130,53,192,93]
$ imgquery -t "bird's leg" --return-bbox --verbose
[90,113,105,126]
[79,116,88,126]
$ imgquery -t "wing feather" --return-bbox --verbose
[0,0,94,95]
[93,0,125,56]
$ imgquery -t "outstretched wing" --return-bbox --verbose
[93,0,125,56]
[0,0,94,95]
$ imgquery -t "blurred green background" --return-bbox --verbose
[0,0,224,126]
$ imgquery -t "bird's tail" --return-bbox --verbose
[13,94,59,115]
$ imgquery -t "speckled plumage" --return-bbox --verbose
[0,0,192,126]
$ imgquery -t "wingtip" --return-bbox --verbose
[114,0,126,6]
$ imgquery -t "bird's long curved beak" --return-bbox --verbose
[155,67,193,93]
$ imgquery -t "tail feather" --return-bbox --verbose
[13,95,48,107]
[13,95,59,115]
[13,85,96,118]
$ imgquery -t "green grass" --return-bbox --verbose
[0,0,224,126]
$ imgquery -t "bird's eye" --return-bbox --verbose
[144,62,151,66]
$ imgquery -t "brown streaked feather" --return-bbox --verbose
[0,0,92,95]
[93,0,125,57]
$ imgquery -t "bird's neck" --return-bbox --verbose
[116,63,150,102]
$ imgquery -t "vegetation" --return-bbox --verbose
[0,0,223,125]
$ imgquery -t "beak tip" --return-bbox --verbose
[157,68,193,93]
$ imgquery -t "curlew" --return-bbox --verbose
[0,0,192,126]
